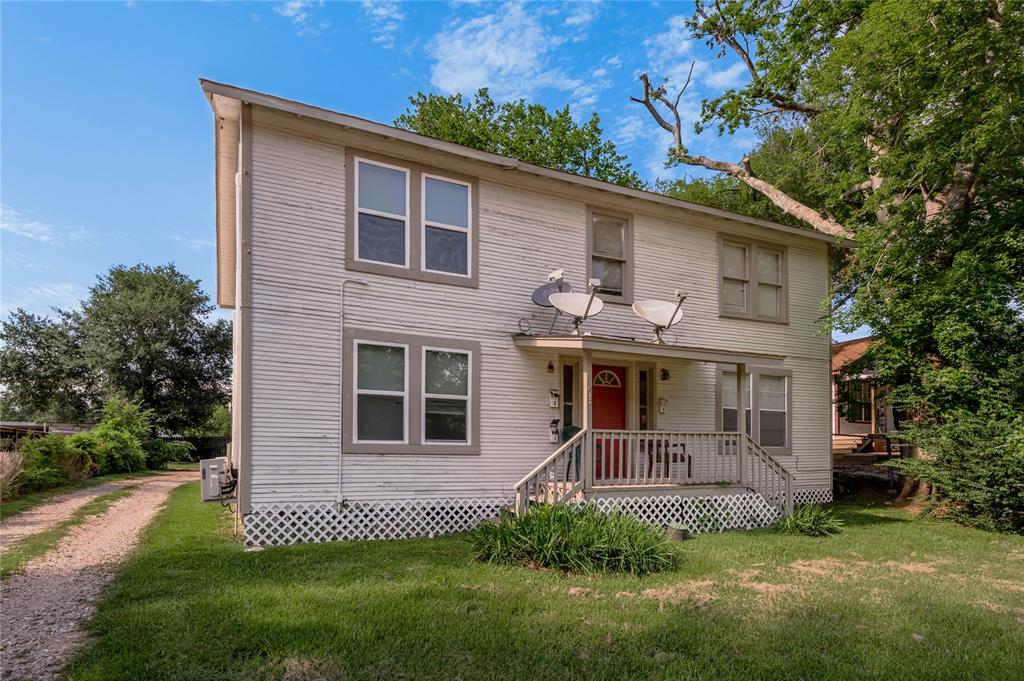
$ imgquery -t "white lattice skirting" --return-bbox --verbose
[243,488,835,546]
[244,498,513,546]
[794,488,833,505]
[583,493,780,533]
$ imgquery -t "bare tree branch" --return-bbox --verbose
[632,72,854,240]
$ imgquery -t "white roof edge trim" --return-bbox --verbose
[198,79,851,248]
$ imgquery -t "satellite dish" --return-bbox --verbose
[550,281,604,335]
[531,280,572,307]
[632,290,687,343]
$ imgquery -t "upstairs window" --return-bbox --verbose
[347,151,478,288]
[355,159,408,267]
[588,211,633,300]
[719,238,787,321]
[423,175,471,276]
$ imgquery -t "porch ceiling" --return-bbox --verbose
[512,334,785,367]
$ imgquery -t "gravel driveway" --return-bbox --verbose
[0,470,195,681]
[0,473,185,550]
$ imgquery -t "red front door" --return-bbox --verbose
[592,365,626,481]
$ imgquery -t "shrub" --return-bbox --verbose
[775,504,844,537]
[142,439,195,470]
[883,413,1024,534]
[1,450,25,500]
[469,504,678,575]
[15,434,93,494]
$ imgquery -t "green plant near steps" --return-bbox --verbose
[469,504,678,575]
[775,504,845,537]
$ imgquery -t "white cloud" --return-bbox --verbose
[2,282,87,317]
[645,15,693,66]
[564,3,598,28]
[605,55,622,67]
[169,234,215,252]
[0,204,91,246]
[612,114,647,146]
[361,1,405,49]
[274,0,328,37]
[704,61,748,90]
[428,4,574,101]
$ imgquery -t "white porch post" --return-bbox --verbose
[736,363,747,486]
[581,350,594,492]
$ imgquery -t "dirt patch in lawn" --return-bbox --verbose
[884,561,939,574]
[642,580,716,610]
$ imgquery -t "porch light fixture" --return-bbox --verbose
[547,360,555,374]
[660,368,670,381]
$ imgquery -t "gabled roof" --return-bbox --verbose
[832,336,873,373]
[200,79,849,307]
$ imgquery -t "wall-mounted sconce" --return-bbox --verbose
[549,419,560,443]
[660,368,670,381]
[547,361,555,374]
[657,398,668,415]
[549,389,560,409]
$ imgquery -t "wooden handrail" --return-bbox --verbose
[514,428,588,514]
[514,428,794,517]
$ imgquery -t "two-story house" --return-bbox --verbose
[201,80,836,546]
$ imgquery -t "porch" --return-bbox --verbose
[511,333,795,518]
[514,429,793,515]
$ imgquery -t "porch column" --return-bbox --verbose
[581,350,594,492]
[736,363,747,486]
[869,383,878,434]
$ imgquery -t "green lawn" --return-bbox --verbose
[68,483,1024,681]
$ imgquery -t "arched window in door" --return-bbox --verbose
[593,369,622,387]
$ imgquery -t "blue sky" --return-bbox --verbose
[2,1,857,339]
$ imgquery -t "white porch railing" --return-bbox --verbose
[514,428,588,514]
[515,429,794,516]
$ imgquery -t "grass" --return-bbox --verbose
[0,465,194,521]
[1,487,137,579]
[471,504,678,575]
[67,484,1024,681]
[775,503,845,536]
[165,461,200,472]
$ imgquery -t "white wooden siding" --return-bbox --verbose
[245,108,831,504]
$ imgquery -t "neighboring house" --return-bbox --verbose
[201,80,837,546]
[831,337,903,460]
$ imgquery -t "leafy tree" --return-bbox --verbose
[1,264,231,434]
[396,88,645,189]
[635,0,1024,523]
[183,403,231,438]
[0,309,100,421]
[78,264,232,434]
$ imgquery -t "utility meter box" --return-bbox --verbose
[200,457,228,502]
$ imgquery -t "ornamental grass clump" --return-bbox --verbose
[470,504,677,575]
[775,504,844,537]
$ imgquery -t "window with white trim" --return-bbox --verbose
[721,370,752,436]
[356,159,409,267]
[720,238,787,321]
[589,213,631,298]
[719,369,791,451]
[758,374,788,447]
[423,348,470,442]
[423,175,471,276]
[354,342,407,442]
